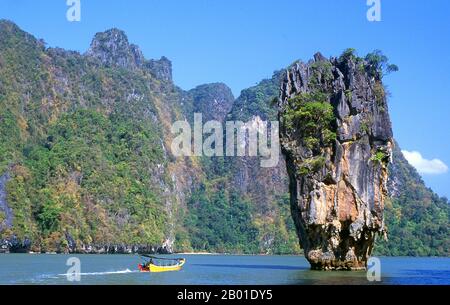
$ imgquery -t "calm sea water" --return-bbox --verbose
[0,254,448,285]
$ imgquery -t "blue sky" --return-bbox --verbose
[0,0,449,198]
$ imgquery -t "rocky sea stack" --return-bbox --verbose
[279,51,394,270]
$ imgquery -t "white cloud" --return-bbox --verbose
[402,150,448,175]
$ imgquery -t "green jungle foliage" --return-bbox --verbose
[284,92,336,152]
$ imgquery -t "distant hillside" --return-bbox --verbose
[376,143,449,256]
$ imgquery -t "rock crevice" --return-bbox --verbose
[0,172,13,231]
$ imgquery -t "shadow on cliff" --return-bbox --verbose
[192,263,308,271]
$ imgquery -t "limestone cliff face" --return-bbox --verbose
[279,52,394,270]
[87,28,172,81]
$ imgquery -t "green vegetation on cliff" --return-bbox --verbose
[284,92,336,152]
[184,183,259,253]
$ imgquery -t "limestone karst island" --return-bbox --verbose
[0,0,449,288]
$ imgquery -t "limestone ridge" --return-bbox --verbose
[279,52,394,270]
[86,28,172,81]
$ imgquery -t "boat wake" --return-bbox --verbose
[58,269,139,277]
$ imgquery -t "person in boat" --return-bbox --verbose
[145,258,152,268]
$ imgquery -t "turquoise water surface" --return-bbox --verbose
[0,254,448,285]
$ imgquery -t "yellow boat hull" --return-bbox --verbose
[143,259,186,273]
